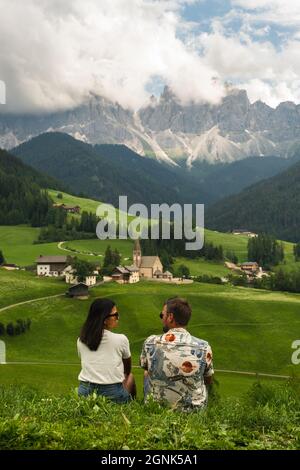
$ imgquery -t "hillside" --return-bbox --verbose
[1,273,299,377]
[0,148,64,226]
[201,156,291,204]
[206,155,300,242]
[12,133,208,207]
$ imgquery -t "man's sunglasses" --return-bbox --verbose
[106,312,119,320]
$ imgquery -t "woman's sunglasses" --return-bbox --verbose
[106,312,119,320]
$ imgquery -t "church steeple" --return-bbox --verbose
[133,239,142,268]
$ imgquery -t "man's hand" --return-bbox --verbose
[204,375,213,386]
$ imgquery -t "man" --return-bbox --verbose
[140,297,214,411]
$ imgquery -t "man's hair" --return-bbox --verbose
[164,297,191,326]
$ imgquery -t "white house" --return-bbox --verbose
[36,256,68,277]
[111,266,140,284]
[63,265,98,286]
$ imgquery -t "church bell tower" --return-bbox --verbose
[133,239,142,268]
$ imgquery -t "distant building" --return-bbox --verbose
[66,283,89,299]
[240,261,259,273]
[112,266,140,284]
[163,270,173,280]
[36,255,69,277]
[63,265,98,286]
[232,229,257,238]
[133,240,164,279]
[53,203,81,214]
[1,263,19,271]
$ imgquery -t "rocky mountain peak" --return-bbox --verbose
[1,85,300,166]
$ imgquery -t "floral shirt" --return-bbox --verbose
[140,328,214,410]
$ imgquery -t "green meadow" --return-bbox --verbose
[0,270,299,400]
[0,184,298,274]
[0,189,300,405]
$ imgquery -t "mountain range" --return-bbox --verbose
[13,132,299,208]
[1,85,300,167]
[12,132,208,207]
[1,131,300,241]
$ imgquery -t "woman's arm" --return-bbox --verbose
[123,357,132,376]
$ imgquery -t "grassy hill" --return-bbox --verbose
[0,225,134,267]
[0,271,299,399]
[0,269,66,309]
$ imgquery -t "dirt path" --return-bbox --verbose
[0,293,65,314]
[57,241,102,257]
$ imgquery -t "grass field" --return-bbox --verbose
[0,224,237,276]
[1,380,299,449]
[62,239,134,263]
[173,257,229,277]
[0,225,134,266]
[0,272,299,399]
[0,364,283,399]
[0,269,66,309]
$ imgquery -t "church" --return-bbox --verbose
[111,240,173,283]
[133,239,172,280]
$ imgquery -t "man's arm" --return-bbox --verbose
[140,339,149,370]
[204,344,214,385]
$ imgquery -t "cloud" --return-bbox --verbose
[0,0,299,113]
[197,17,300,107]
[0,0,224,113]
[230,0,300,27]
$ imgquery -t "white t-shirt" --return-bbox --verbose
[77,330,131,384]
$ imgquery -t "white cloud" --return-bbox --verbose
[0,0,299,113]
[231,0,300,27]
[236,79,300,108]
[198,25,300,106]
[0,0,223,113]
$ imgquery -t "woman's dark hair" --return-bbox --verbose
[80,298,116,351]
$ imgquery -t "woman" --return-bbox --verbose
[77,298,136,403]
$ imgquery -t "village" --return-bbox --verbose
[1,233,268,299]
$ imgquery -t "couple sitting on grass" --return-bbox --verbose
[77,297,214,411]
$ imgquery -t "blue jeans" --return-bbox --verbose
[78,381,131,404]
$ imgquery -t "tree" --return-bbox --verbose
[6,323,15,336]
[176,264,190,279]
[226,250,238,265]
[72,258,95,282]
[293,242,300,261]
[248,233,284,268]
[103,245,113,267]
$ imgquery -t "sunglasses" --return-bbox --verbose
[106,312,119,320]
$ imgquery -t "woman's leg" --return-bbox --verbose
[123,373,137,399]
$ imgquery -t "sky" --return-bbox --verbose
[0,0,299,113]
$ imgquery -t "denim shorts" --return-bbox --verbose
[78,381,131,404]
